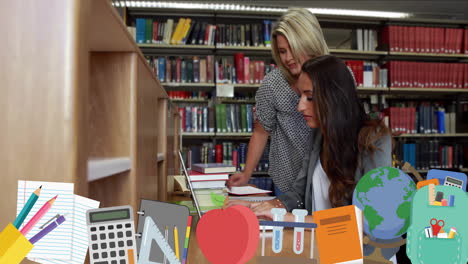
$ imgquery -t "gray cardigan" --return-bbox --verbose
[278,128,392,213]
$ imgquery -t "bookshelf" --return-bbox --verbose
[123,3,468,173]
[395,133,468,138]
[0,0,180,234]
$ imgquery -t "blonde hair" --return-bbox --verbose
[271,8,329,83]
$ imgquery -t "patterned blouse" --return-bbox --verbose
[255,68,313,192]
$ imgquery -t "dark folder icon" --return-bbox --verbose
[135,199,189,263]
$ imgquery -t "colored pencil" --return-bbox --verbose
[174,226,180,260]
[14,185,42,228]
[29,215,66,244]
[182,215,192,264]
[20,195,57,236]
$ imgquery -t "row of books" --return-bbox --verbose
[178,103,254,133]
[179,105,214,133]
[168,91,210,100]
[380,26,468,54]
[149,56,467,89]
[131,18,275,47]
[147,56,215,83]
[216,55,276,84]
[182,142,269,172]
[134,18,216,45]
[387,61,468,89]
[394,140,465,170]
[351,29,378,52]
[382,104,457,134]
[345,60,388,88]
[215,104,253,133]
[215,22,273,47]
[168,91,257,102]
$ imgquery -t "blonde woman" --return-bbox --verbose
[227,8,329,195]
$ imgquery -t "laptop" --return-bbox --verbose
[178,151,203,218]
[177,151,275,231]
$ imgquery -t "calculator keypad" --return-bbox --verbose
[444,182,462,188]
[87,221,137,264]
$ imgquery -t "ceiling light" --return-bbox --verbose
[309,8,410,18]
[117,1,409,18]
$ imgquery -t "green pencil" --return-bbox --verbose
[14,185,41,228]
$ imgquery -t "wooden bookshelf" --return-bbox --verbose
[181,132,254,138]
[165,103,181,189]
[88,157,132,182]
[388,51,468,59]
[182,132,216,138]
[1,0,174,234]
[357,87,389,92]
[389,87,468,93]
[138,43,215,49]
[216,45,271,51]
[234,84,262,88]
[330,49,388,56]
[170,98,209,103]
[395,133,468,138]
[162,82,216,87]
[216,132,253,137]
[218,98,256,104]
[127,4,468,174]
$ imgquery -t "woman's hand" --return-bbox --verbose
[224,198,288,221]
[251,199,286,221]
[224,199,254,209]
[226,172,250,188]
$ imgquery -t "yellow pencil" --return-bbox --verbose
[174,226,180,260]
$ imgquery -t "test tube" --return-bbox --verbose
[292,209,308,254]
[271,208,286,253]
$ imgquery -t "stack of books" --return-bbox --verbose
[174,163,236,213]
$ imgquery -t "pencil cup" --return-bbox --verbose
[0,223,34,264]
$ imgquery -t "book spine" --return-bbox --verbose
[193,56,200,83]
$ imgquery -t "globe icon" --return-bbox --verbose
[353,166,416,240]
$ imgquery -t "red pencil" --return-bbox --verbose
[20,195,57,236]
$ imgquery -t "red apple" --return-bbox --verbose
[196,205,260,264]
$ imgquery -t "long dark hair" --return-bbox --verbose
[301,55,389,207]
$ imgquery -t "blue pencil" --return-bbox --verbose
[14,186,41,228]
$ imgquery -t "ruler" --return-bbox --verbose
[138,216,181,264]
[428,184,436,205]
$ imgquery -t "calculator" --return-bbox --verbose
[86,206,137,264]
[444,176,464,189]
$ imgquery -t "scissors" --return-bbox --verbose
[430,218,445,236]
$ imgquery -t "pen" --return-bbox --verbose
[14,185,42,228]
[20,195,58,236]
[29,214,66,244]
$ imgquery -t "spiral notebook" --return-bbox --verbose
[135,199,189,263]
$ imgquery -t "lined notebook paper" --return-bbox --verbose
[36,195,100,264]
[17,180,74,260]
